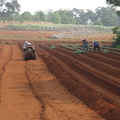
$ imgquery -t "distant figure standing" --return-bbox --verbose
[93,41,100,51]
[81,38,89,53]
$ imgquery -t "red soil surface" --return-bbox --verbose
[0,31,120,120]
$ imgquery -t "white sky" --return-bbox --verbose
[17,0,109,14]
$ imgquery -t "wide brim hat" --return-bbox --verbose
[81,38,86,42]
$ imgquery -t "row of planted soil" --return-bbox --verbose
[32,41,120,120]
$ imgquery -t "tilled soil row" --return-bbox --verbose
[53,45,120,84]
[83,52,120,68]
[0,45,40,120]
[35,43,120,120]
[0,45,12,103]
[97,52,120,60]
[19,43,105,120]
[55,45,120,78]
[44,44,120,94]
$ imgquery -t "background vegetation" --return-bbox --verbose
[0,0,120,26]
[0,0,120,48]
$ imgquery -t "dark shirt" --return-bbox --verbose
[94,41,98,46]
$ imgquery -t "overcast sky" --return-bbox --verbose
[17,0,109,14]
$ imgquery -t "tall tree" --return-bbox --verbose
[34,11,46,21]
[106,0,120,47]
[112,26,120,47]
[0,0,5,12]
[95,7,119,26]
[20,11,32,21]
[53,9,75,24]
[106,0,120,7]
[85,10,96,24]
[74,9,86,24]
[71,9,96,25]
[106,0,120,15]
[47,11,61,23]
[0,0,20,20]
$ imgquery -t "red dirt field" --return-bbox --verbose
[0,31,120,120]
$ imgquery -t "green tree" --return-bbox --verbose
[112,27,120,47]
[0,0,6,12]
[71,8,81,24]
[56,9,75,24]
[106,0,120,47]
[71,9,96,25]
[106,0,120,7]
[77,9,86,24]
[85,10,96,24]
[0,0,20,20]
[106,0,120,15]
[11,12,20,20]
[20,11,32,21]
[32,14,40,21]
[95,7,119,26]
[47,12,61,23]
[34,11,46,21]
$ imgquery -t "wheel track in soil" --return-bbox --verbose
[0,44,40,120]
[34,43,120,120]
[0,45,12,103]
[17,45,46,120]
[19,44,48,120]
[24,62,47,120]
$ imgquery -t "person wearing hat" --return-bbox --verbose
[81,38,89,53]
[23,41,33,51]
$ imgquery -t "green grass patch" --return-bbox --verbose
[50,45,56,49]
[115,45,120,49]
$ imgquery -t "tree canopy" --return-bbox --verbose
[0,0,20,20]
[0,0,120,27]
[106,0,120,15]
[106,0,120,7]
[106,0,120,48]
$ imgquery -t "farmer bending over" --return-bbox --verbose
[81,38,89,53]
[93,41,100,51]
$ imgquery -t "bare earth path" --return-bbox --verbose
[0,45,40,120]
[0,44,106,120]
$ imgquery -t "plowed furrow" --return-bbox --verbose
[83,52,120,68]
[36,44,120,120]
[97,52,120,61]
[41,45,120,96]
[58,44,120,62]
[0,45,12,103]
[55,46,120,83]
[55,46,120,85]
[0,45,4,59]
[55,45,120,78]
[50,54,120,104]
[24,62,46,120]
